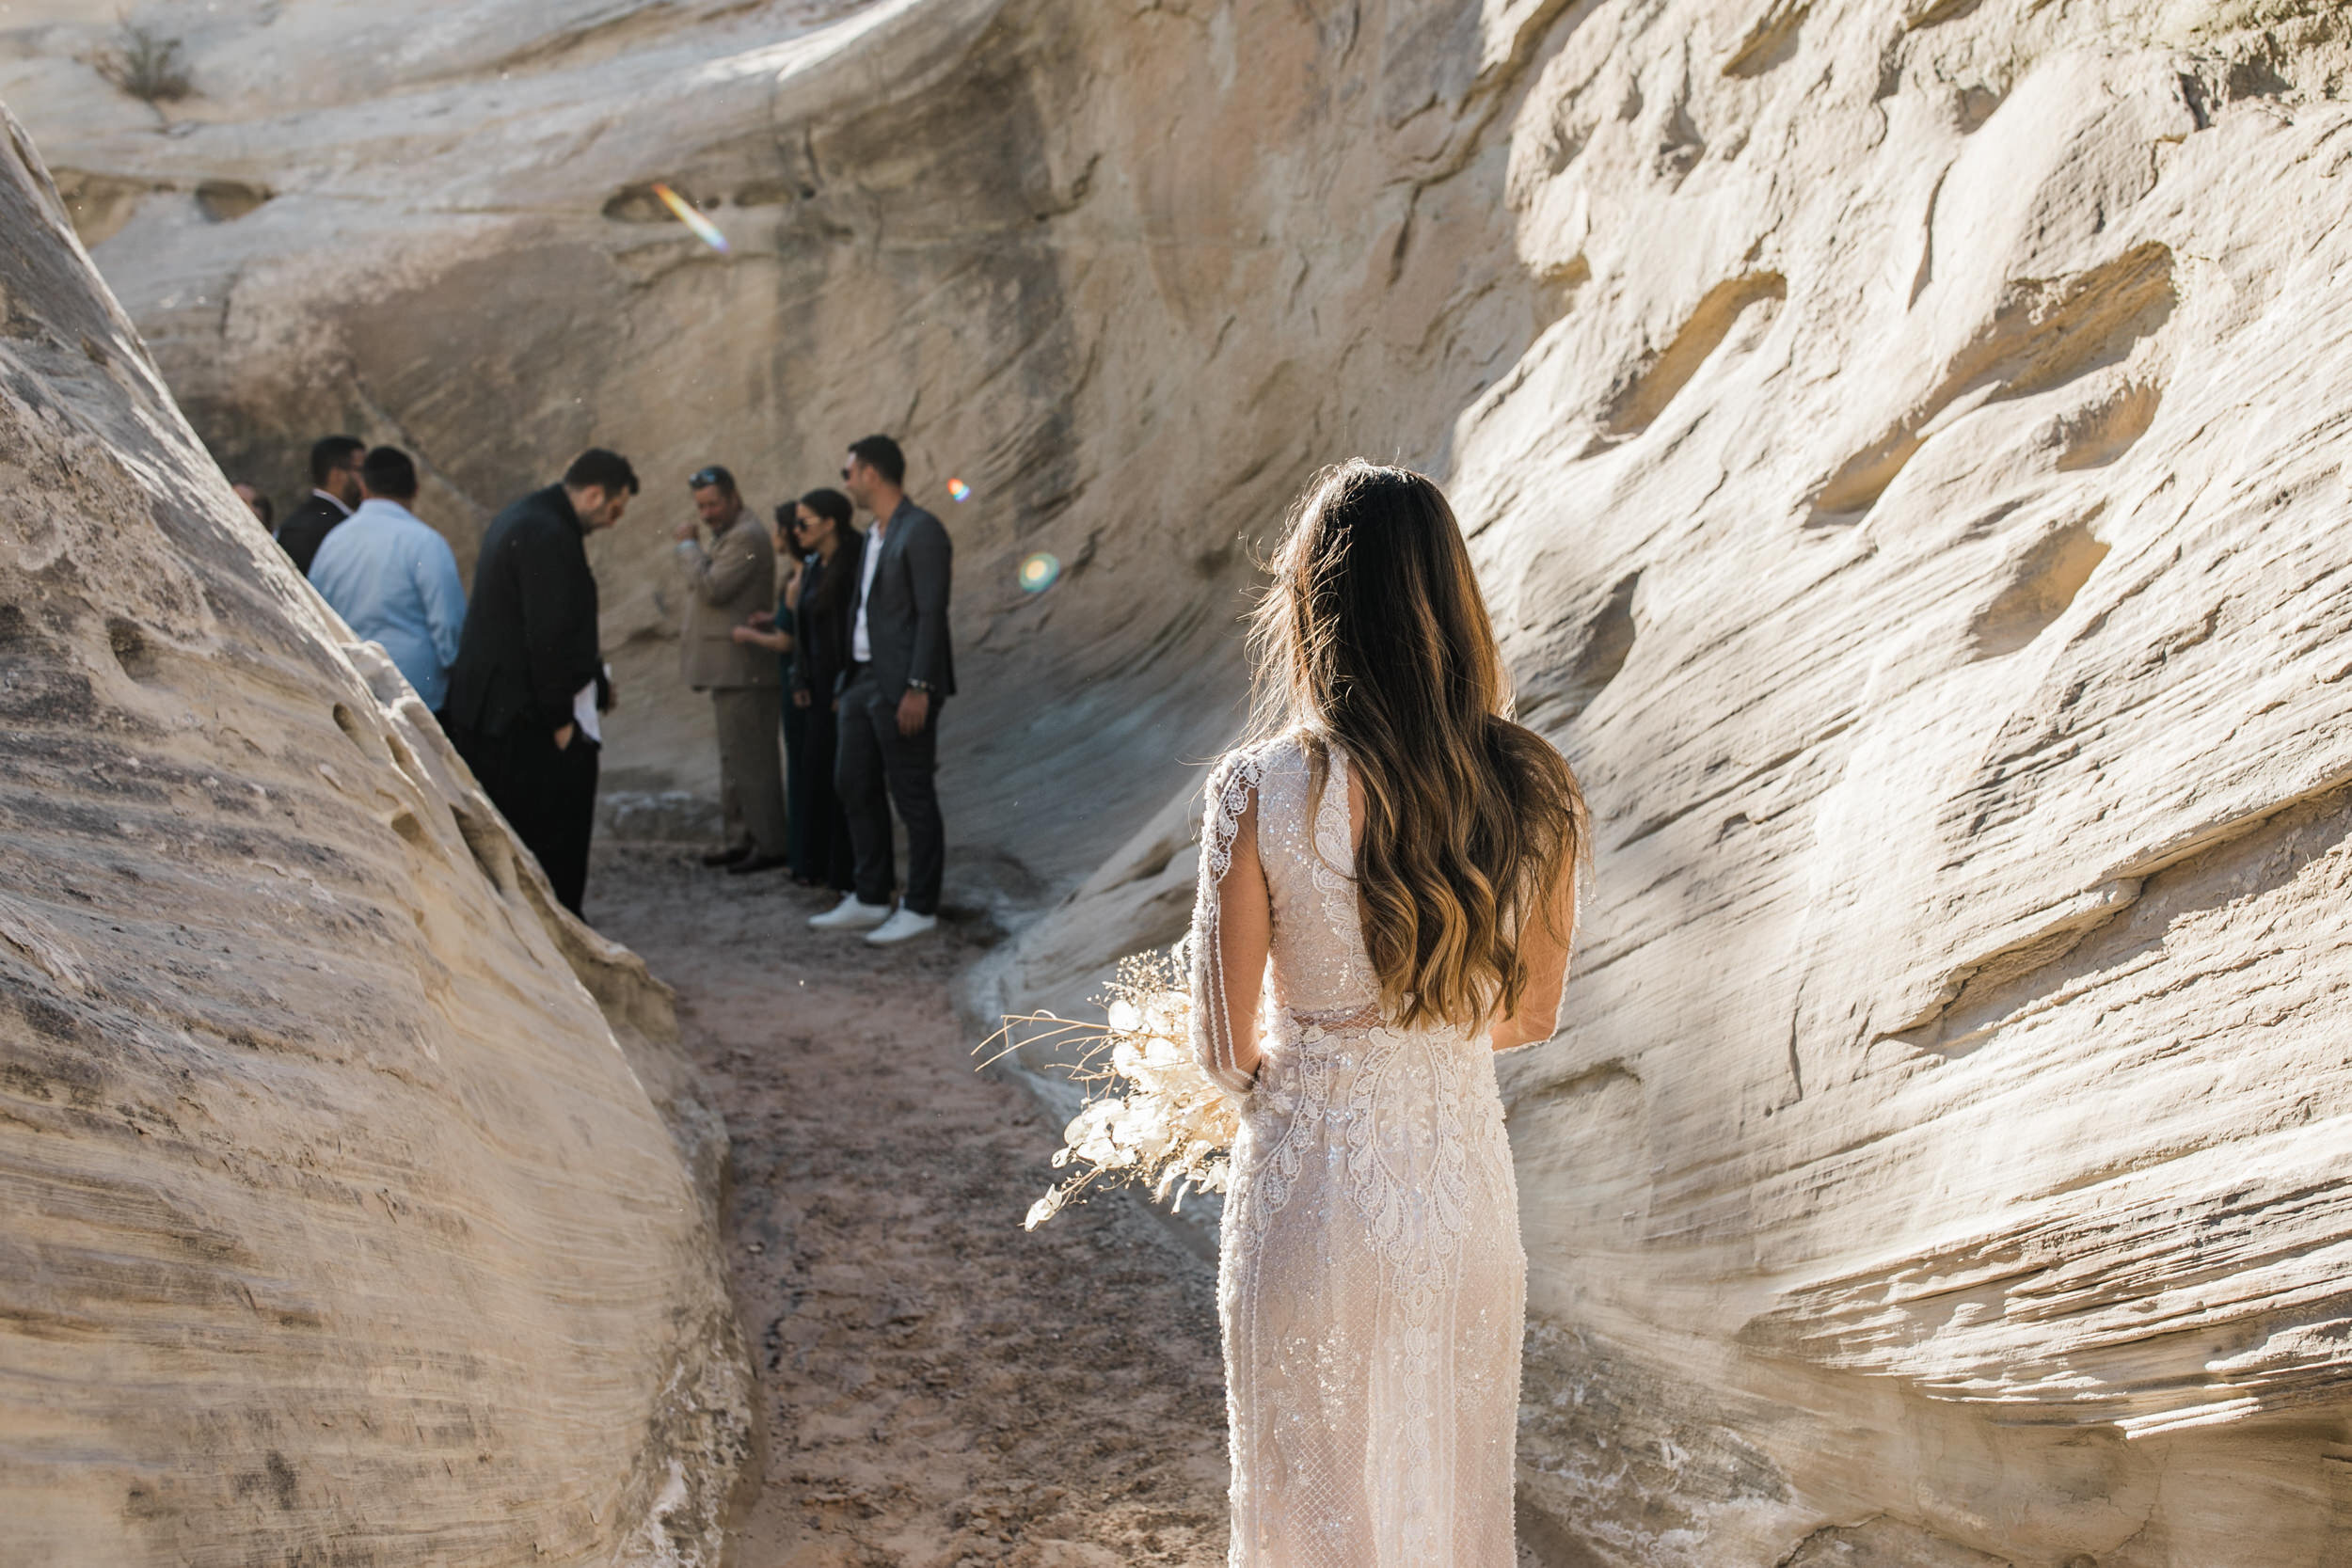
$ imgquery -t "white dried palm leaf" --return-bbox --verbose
[980,948,1243,1229]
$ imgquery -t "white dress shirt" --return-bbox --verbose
[850,512,887,663]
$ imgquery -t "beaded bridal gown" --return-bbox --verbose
[1189,731,1525,1567]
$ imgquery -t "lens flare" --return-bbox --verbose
[1018,552,1061,593]
[946,478,973,502]
[650,182,730,254]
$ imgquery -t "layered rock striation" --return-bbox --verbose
[0,111,752,1565]
[9,0,2352,1562]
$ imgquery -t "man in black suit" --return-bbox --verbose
[811,435,954,946]
[275,436,365,575]
[442,449,640,918]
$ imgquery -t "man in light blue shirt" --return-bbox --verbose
[308,446,468,713]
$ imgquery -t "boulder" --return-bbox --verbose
[0,108,753,1566]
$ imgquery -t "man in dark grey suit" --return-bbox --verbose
[811,435,954,945]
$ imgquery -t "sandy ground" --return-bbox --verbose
[589,847,1232,1568]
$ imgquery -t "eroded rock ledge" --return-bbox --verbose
[0,112,753,1567]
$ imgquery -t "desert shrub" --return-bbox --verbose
[94,21,191,104]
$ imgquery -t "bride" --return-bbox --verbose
[1188,460,1588,1565]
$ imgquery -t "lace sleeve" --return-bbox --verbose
[1188,749,1268,1099]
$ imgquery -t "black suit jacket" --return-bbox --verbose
[442,485,602,738]
[855,499,955,698]
[275,492,349,577]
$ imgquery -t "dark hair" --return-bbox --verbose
[309,436,363,485]
[796,489,861,620]
[1250,460,1590,1031]
[847,435,905,487]
[360,445,419,500]
[798,487,853,533]
[246,492,275,529]
[689,464,738,498]
[564,448,640,495]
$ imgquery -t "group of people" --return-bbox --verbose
[661,436,956,945]
[253,432,954,944]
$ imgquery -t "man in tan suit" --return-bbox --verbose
[673,464,789,874]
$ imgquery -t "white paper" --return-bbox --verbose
[572,666,605,745]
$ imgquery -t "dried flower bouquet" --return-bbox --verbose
[983,948,1243,1229]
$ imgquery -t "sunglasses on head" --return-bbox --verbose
[690,467,729,489]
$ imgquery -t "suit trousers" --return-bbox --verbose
[794,696,858,892]
[450,721,600,917]
[782,696,811,879]
[711,686,788,858]
[836,672,944,915]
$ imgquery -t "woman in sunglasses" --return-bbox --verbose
[785,489,862,891]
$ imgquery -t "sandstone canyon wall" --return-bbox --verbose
[0,113,753,1564]
[8,0,2352,1564]
[977,1,2352,1564]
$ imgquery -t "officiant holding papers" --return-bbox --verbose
[442,449,640,918]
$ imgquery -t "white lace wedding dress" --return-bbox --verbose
[1189,731,1525,1566]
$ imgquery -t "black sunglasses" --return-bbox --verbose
[690,466,732,489]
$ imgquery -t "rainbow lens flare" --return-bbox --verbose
[946,478,973,502]
[650,182,730,254]
[1018,552,1061,593]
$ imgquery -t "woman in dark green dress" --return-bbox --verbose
[787,490,862,891]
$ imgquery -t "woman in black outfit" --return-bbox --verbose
[787,488,863,892]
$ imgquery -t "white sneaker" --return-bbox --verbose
[865,908,938,946]
[809,895,892,931]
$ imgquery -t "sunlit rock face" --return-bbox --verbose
[0,113,752,1566]
[1453,6,2352,1561]
[14,0,2352,1561]
[977,2,2352,1564]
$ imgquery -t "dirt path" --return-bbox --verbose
[591,847,1230,1568]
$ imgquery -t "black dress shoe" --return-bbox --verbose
[701,846,752,868]
[725,853,790,876]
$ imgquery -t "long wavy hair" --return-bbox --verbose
[1248,460,1590,1030]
